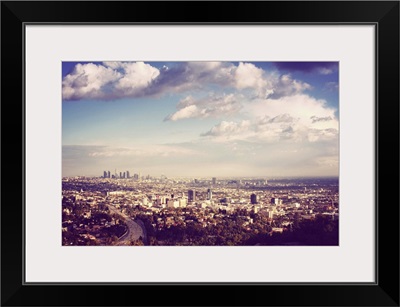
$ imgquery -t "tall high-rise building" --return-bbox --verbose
[119,172,122,178]
[251,193,257,204]
[212,177,217,185]
[126,171,130,179]
[207,188,212,200]
[103,171,107,178]
[188,190,196,202]
[271,197,282,205]
[107,171,111,178]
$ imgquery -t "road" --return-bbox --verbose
[107,205,146,245]
[134,219,148,245]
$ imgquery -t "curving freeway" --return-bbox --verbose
[107,205,146,245]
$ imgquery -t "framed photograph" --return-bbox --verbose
[1,1,399,306]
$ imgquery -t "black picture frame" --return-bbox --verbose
[1,1,399,306]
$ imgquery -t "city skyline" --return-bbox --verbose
[73,169,338,180]
[62,61,339,177]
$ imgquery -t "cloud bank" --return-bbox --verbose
[201,94,338,143]
[63,61,311,101]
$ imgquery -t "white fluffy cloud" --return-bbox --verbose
[62,62,159,100]
[247,94,337,127]
[202,94,338,143]
[234,63,311,99]
[234,62,272,98]
[269,74,312,98]
[165,93,242,121]
[113,62,160,93]
[166,105,199,121]
[185,62,235,86]
[201,120,251,137]
[62,63,121,100]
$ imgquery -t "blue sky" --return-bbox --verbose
[62,61,339,178]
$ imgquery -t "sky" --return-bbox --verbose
[62,61,339,178]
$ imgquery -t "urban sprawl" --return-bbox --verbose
[62,171,339,246]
